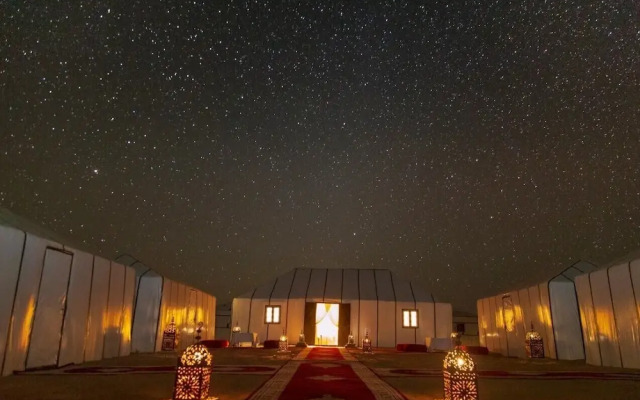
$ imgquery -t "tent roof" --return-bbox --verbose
[235,268,439,303]
[549,260,598,282]
[0,206,90,252]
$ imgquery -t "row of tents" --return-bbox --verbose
[0,209,216,376]
[477,258,640,369]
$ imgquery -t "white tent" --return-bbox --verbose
[477,261,596,360]
[575,254,640,369]
[231,268,452,348]
[116,256,217,353]
[0,209,135,376]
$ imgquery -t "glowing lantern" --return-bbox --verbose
[296,331,307,348]
[172,343,213,400]
[525,324,544,358]
[278,330,289,352]
[443,347,478,400]
[362,331,373,353]
[345,331,356,348]
[162,317,177,351]
[231,322,241,347]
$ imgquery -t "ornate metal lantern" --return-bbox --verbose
[162,317,177,351]
[362,331,373,353]
[443,347,478,400]
[296,331,307,348]
[345,331,356,348]
[172,342,213,400]
[525,324,544,358]
[278,330,289,352]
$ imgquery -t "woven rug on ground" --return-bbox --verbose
[373,368,640,381]
[305,347,344,361]
[15,365,277,375]
[279,362,376,400]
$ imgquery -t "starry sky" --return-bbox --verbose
[1,1,639,313]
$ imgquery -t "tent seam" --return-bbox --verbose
[1,229,27,375]
[56,247,75,366]
[606,266,624,367]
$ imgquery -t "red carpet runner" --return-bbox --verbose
[303,347,344,361]
[249,347,405,400]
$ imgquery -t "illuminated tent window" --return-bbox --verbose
[402,310,418,328]
[265,305,280,324]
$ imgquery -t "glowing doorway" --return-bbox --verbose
[315,303,339,345]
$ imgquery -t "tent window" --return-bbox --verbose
[402,309,418,328]
[265,305,281,324]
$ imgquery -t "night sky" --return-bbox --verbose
[1,1,639,313]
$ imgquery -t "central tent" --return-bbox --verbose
[231,268,452,347]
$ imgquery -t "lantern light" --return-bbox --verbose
[278,330,289,353]
[362,331,373,354]
[296,331,307,348]
[162,317,177,351]
[231,322,241,347]
[443,347,478,400]
[525,323,544,358]
[345,331,356,348]
[172,324,215,400]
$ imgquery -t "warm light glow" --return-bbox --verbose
[402,309,418,328]
[180,343,212,366]
[265,305,281,323]
[443,348,478,400]
[526,330,542,340]
[444,348,475,372]
[20,297,36,349]
[315,303,339,345]
[173,343,213,400]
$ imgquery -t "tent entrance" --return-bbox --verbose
[315,303,339,345]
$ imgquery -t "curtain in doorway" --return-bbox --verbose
[316,304,339,327]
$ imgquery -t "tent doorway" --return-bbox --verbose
[315,303,339,345]
[303,302,350,346]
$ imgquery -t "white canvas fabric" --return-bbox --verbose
[477,261,597,361]
[575,257,640,369]
[231,268,451,348]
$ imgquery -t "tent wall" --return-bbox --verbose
[85,257,111,362]
[0,226,26,376]
[395,279,417,345]
[0,226,136,376]
[25,248,73,369]
[477,262,595,360]
[358,270,378,346]
[341,269,361,344]
[476,300,486,347]
[152,279,216,352]
[231,268,452,348]
[131,273,163,353]
[549,279,584,360]
[574,274,601,366]
[58,249,93,366]
[2,233,61,376]
[375,270,396,348]
[120,266,135,356]
[575,260,640,369]
[103,263,126,358]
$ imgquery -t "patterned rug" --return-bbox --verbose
[374,368,640,381]
[280,362,376,400]
[249,347,406,400]
[304,347,344,361]
[16,365,277,375]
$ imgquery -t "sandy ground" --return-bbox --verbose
[0,347,639,400]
